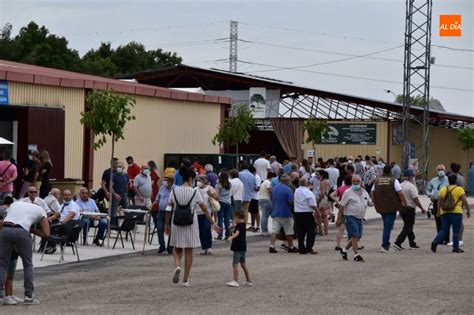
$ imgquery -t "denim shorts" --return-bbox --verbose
[345,215,363,239]
[233,251,246,264]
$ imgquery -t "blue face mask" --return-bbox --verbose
[352,184,361,190]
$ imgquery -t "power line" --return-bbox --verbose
[238,39,473,70]
[238,60,473,93]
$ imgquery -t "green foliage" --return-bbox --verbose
[250,94,265,104]
[304,119,330,146]
[80,90,136,150]
[395,94,427,107]
[0,22,182,77]
[457,128,474,151]
[212,104,255,147]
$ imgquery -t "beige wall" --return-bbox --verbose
[9,82,85,179]
[390,124,469,179]
[303,121,389,161]
[92,95,221,188]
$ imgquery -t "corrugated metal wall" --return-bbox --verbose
[92,95,221,188]
[303,121,389,161]
[9,82,84,179]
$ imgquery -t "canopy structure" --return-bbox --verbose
[0,137,14,145]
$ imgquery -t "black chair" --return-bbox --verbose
[65,220,83,262]
[124,205,148,241]
[110,215,139,250]
[40,220,77,263]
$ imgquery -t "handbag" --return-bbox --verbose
[209,196,221,212]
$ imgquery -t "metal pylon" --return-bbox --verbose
[402,0,433,183]
[229,21,238,72]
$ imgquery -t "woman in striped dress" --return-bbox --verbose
[165,167,217,287]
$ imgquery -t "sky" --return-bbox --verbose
[1,0,472,116]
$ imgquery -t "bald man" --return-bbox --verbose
[133,165,152,207]
[43,188,61,219]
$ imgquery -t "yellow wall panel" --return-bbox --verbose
[9,82,85,179]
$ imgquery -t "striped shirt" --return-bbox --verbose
[167,186,203,214]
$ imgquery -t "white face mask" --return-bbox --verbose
[143,169,150,176]
[197,182,204,188]
[163,180,168,186]
[116,167,123,174]
[437,170,445,177]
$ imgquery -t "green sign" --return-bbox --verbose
[317,123,376,144]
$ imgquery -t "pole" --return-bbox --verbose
[229,21,238,72]
[107,134,115,249]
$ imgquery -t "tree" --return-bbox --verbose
[80,90,136,247]
[457,128,474,170]
[395,94,445,111]
[212,104,255,167]
[0,22,183,77]
[303,119,330,155]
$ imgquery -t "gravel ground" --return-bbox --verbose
[4,213,474,314]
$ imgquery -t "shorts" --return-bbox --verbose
[272,217,294,235]
[345,215,363,239]
[8,251,19,275]
[233,251,246,264]
[249,199,259,214]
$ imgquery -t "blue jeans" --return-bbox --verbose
[434,213,463,250]
[259,199,272,233]
[198,214,212,250]
[217,202,232,238]
[82,218,107,241]
[152,210,172,252]
[381,212,397,248]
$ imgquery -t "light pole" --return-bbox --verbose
[384,89,397,100]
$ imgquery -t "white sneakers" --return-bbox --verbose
[447,241,464,246]
[2,295,28,305]
[180,282,190,287]
[227,280,252,287]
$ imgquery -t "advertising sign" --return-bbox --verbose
[249,87,266,119]
[318,123,376,145]
[0,80,8,105]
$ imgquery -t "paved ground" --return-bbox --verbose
[5,209,474,314]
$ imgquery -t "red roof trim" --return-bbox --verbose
[0,60,230,105]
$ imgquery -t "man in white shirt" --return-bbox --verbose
[58,190,80,223]
[254,151,271,183]
[0,198,49,305]
[229,169,244,212]
[248,166,261,232]
[21,186,49,214]
[294,178,318,255]
[133,165,152,208]
[393,170,427,250]
[43,188,61,219]
[325,159,340,190]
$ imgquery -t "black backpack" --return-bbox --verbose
[172,189,197,226]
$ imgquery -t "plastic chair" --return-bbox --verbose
[110,215,139,250]
[65,220,83,262]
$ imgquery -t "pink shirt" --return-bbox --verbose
[0,160,17,192]
[336,184,350,199]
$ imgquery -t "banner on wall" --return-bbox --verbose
[318,123,376,145]
[0,80,8,105]
[249,87,266,119]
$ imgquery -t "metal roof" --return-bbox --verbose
[120,64,473,124]
[0,60,231,105]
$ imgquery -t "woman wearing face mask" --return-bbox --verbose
[196,175,218,255]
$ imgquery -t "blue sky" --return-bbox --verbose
[1,0,472,116]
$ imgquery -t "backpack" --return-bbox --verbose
[172,189,197,226]
[440,186,461,212]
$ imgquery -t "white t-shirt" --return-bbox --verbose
[325,167,340,189]
[4,201,47,231]
[197,185,215,215]
[299,166,311,181]
[44,195,61,214]
[21,197,49,213]
[252,174,262,200]
[230,178,244,201]
[294,187,317,213]
[259,180,272,200]
[401,180,419,208]
[254,158,271,181]
[60,200,81,222]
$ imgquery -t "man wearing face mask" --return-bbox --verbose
[338,175,372,262]
[111,162,129,224]
[133,165,153,208]
[150,168,176,254]
[426,164,449,244]
[393,170,427,250]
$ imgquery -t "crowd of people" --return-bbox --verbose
[0,150,471,302]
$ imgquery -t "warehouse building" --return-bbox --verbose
[122,65,473,179]
[0,60,230,189]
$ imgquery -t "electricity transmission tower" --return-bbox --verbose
[229,20,238,72]
[402,0,433,183]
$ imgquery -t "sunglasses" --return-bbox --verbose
[29,191,38,194]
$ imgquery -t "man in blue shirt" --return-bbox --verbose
[76,187,107,246]
[269,174,298,253]
[111,162,129,225]
[426,164,450,243]
[239,162,256,226]
[150,174,176,254]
